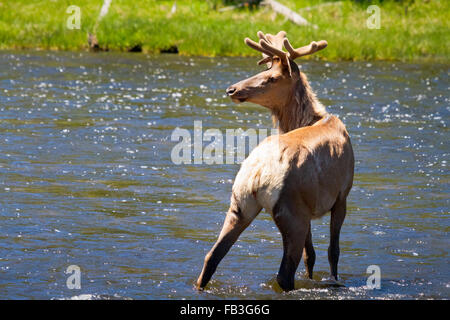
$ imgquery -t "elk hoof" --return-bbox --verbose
[322,276,345,287]
[195,283,205,291]
[195,278,206,291]
[276,275,295,292]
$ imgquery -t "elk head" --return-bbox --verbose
[226,31,327,112]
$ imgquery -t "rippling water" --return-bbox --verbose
[0,52,448,299]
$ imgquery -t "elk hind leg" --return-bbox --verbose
[328,197,347,281]
[273,205,309,291]
[303,222,315,279]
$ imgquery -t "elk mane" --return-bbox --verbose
[272,72,327,133]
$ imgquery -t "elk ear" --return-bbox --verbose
[257,56,272,66]
[273,55,293,77]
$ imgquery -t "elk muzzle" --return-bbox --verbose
[226,86,237,96]
[226,84,248,103]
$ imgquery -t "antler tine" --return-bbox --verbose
[283,38,328,59]
[260,39,288,60]
[256,31,271,65]
[244,37,273,58]
[257,31,269,43]
[283,38,299,59]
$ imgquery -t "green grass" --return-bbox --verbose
[0,0,448,61]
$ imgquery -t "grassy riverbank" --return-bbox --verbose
[0,0,448,61]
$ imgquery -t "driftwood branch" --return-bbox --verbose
[168,1,177,17]
[262,0,316,28]
[89,0,113,50]
[300,1,343,12]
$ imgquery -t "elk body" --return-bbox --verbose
[196,31,354,291]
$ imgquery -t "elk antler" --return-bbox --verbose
[245,31,328,75]
[283,38,328,60]
[245,31,288,66]
[245,31,291,74]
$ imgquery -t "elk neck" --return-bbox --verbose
[271,72,327,134]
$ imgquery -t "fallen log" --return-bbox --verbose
[262,0,315,27]
[300,1,343,12]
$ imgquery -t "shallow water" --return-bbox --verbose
[0,52,448,300]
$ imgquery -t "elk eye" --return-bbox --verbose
[268,77,276,83]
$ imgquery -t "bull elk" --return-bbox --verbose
[196,31,354,292]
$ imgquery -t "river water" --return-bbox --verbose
[0,52,448,299]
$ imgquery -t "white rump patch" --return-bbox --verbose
[232,136,290,213]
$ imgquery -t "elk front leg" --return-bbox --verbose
[328,197,347,281]
[303,222,315,279]
[196,202,261,290]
